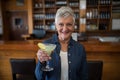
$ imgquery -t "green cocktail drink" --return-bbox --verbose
[38,43,56,56]
[37,43,56,71]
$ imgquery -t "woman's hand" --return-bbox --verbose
[36,49,51,63]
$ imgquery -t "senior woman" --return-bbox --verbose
[35,6,88,80]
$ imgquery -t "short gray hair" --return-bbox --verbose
[55,6,75,24]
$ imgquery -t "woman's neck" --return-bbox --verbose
[60,39,69,44]
[59,38,70,52]
[58,36,70,44]
[60,42,68,52]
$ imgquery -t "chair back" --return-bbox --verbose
[10,58,36,80]
[88,61,103,80]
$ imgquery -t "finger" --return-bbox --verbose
[37,50,47,57]
[40,56,50,62]
[36,50,42,56]
[40,51,50,57]
[38,56,46,62]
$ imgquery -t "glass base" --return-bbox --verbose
[42,65,54,71]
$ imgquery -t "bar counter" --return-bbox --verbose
[0,39,120,80]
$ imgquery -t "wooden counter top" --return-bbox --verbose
[0,38,120,52]
[81,40,120,52]
[0,39,120,80]
[0,41,38,51]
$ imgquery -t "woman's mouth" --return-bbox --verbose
[61,31,69,40]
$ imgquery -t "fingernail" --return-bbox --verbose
[49,57,51,59]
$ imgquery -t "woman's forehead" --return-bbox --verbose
[56,16,74,23]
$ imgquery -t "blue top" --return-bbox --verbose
[35,34,88,80]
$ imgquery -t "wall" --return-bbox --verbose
[5,0,28,11]
[2,0,33,38]
[4,0,33,34]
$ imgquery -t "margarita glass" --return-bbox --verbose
[38,43,56,71]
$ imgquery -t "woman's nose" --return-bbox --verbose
[62,25,67,31]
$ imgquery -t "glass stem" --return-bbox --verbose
[46,61,50,68]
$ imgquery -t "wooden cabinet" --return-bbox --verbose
[86,0,112,31]
[32,0,79,31]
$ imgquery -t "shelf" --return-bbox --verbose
[87,5,98,8]
[86,0,112,32]
[34,7,43,9]
[32,0,114,33]
[99,18,111,20]
[45,19,55,21]
[33,0,80,32]
[99,4,111,6]
[33,11,44,14]
[86,17,98,20]
[86,30,108,32]
[69,0,79,1]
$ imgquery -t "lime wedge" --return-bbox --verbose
[37,43,46,50]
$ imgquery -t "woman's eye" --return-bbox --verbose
[58,23,73,27]
[59,23,63,27]
[67,23,73,27]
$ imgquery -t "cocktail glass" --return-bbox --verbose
[38,43,56,71]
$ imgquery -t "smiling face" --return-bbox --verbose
[55,16,74,41]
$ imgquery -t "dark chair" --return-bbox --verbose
[88,61,103,80]
[10,58,36,80]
